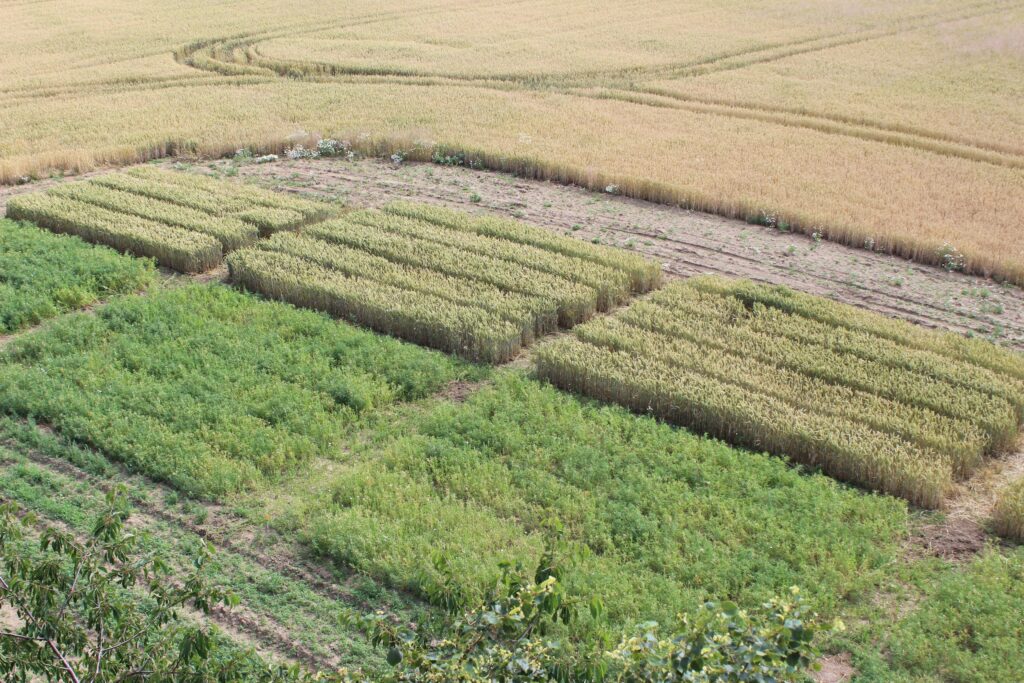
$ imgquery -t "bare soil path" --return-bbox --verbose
[218,157,1024,349]
[2,157,1023,347]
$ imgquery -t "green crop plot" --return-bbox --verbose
[0,284,465,498]
[535,276,1024,508]
[228,204,660,362]
[0,219,154,333]
[267,372,907,628]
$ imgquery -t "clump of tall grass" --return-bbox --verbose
[993,477,1024,542]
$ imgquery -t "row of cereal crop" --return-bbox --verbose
[628,287,1019,453]
[536,336,951,508]
[126,166,335,228]
[5,192,222,273]
[227,207,661,361]
[383,201,662,292]
[993,477,1024,542]
[227,248,524,363]
[534,278,1024,508]
[5,168,337,272]
[686,275,1024,381]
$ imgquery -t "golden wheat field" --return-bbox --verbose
[2,0,1023,282]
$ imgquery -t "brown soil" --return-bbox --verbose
[812,653,857,683]
[437,379,489,403]
[217,157,1024,349]
[2,157,1022,348]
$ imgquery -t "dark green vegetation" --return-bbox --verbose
[0,418,423,673]
[0,219,154,333]
[0,284,467,497]
[227,203,660,362]
[265,373,907,629]
[4,167,335,272]
[536,277,1024,509]
[844,548,1024,683]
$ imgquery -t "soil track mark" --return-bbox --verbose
[218,157,1024,349]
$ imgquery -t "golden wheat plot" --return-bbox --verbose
[5,169,335,271]
[227,205,659,362]
[0,0,1021,282]
[535,277,1024,508]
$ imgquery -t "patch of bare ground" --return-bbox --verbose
[908,445,1024,561]
[438,378,489,403]
[210,156,1024,349]
[811,653,857,683]
[3,157,1022,346]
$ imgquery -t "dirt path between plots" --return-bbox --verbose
[218,157,1024,349]
[2,157,1023,348]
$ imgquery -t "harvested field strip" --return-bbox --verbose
[0,219,154,334]
[993,477,1024,542]
[303,218,598,326]
[686,276,1024,381]
[5,192,221,273]
[228,206,658,360]
[382,201,662,292]
[228,249,525,364]
[535,277,1024,507]
[50,181,258,251]
[0,285,465,498]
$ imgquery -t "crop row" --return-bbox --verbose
[626,288,1018,452]
[4,168,339,272]
[228,248,524,363]
[255,231,558,343]
[383,201,662,292]
[227,209,659,361]
[993,477,1024,542]
[536,335,950,508]
[304,218,599,326]
[49,180,258,250]
[686,275,1024,381]
[5,192,222,273]
[535,277,1024,507]
[571,315,986,470]
[345,209,633,310]
[127,166,335,226]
